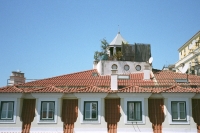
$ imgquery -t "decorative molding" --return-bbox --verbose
[0,93,22,98]
[31,93,63,98]
[162,93,195,98]
[117,93,151,98]
[74,93,107,98]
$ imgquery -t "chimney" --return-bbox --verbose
[143,65,150,80]
[9,70,25,85]
[111,69,118,90]
[93,60,98,69]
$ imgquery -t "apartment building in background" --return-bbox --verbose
[175,31,200,75]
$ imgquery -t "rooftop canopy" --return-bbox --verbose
[109,32,127,46]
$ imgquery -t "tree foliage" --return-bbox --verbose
[101,39,109,54]
[94,38,109,61]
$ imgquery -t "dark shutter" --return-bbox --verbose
[21,99,36,133]
[105,99,120,133]
[148,99,164,133]
[192,99,200,133]
[62,99,78,133]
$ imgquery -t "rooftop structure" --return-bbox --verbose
[109,32,127,46]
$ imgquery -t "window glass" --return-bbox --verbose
[124,65,130,71]
[127,102,142,121]
[172,102,178,120]
[48,102,54,119]
[84,101,98,120]
[179,103,185,119]
[92,103,97,119]
[85,103,91,119]
[42,102,47,119]
[0,102,14,120]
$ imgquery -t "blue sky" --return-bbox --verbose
[0,0,200,87]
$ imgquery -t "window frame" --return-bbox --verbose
[83,101,98,121]
[0,101,14,120]
[77,96,103,124]
[127,101,142,121]
[166,96,190,125]
[36,97,58,124]
[40,101,55,120]
[123,97,146,124]
[0,97,18,124]
[171,101,186,121]
[111,64,118,69]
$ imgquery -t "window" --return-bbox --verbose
[124,65,130,71]
[0,101,14,120]
[40,101,55,120]
[171,101,186,121]
[135,65,141,71]
[79,97,101,124]
[118,75,129,79]
[84,101,98,120]
[112,64,118,69]
[127,101,142,121]
[174,79,188,83]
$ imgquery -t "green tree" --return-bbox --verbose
[94,51,100,61]
[100,38,109,54]
[94,38,109,61]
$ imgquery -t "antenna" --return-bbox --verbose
[118,25,120,34]
[149,57,153,64]
[181,63,189,73]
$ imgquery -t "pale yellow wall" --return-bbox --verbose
[179,36,200,60]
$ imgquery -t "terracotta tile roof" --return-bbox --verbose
[76,86,110,93]
[18,69,154,87]
[19,69,110,86]
[0,86,23,93]
[24,85,63,93]
[154,71,200,86]
[157,85,197,93]
[118,86,152,93]
[1,69,200,93]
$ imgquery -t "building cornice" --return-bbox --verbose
[178,31,200,51]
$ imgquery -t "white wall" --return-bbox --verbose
[0,93,199,133]
[97,60,152,76]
